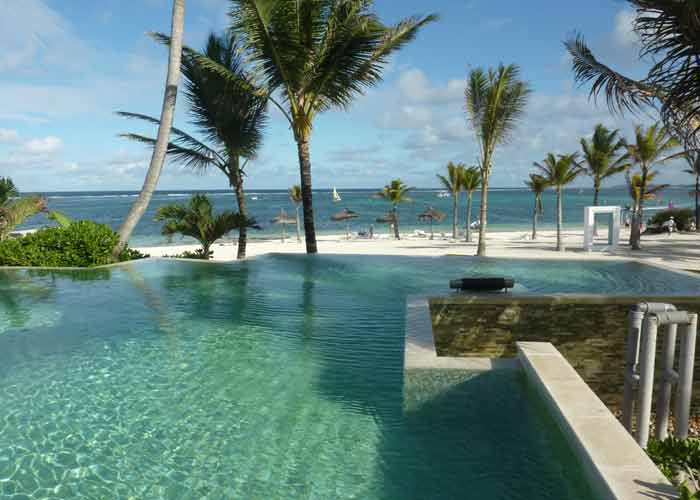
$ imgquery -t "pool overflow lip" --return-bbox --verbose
[404,296,679,500]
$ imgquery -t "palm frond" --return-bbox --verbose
[0,196,47,240]
[0,177,18,205]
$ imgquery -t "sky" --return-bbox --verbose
[0,0,688,192]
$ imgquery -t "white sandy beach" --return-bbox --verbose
[137,228,700,273]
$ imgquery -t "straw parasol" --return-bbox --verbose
[271,208,297,243]
[418,206,445,240]
[331,208,360,240]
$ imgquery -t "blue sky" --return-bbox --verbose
[0,0,685,192]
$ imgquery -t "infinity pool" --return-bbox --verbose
[2,255,695,498]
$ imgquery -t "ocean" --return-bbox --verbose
[18,187,694,247]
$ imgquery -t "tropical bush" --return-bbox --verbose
[0,221,144,267]
[649,209,695,232]
[166,249,211,260]
[647,437,700,498]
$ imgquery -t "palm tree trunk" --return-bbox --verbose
[532,196,538,241]
[631,167,647,251]
[296,139,318,254]
[695,175,700,233]
[452,194,458,239]
[230,162,247,260]
[393,207,400,240]
[295,204,302,242]
[430,218,434,240]
[202,242,211,259]
[556,187,564,252]
[477,176,488,256]
[465,193,473,242]
[593,185,600,236]
[112,0,185,260]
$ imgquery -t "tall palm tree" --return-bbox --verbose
[289,185,302,243]
[465,64,531,256]
[375,179,413,240]
[627,171,668,222]
[461,166,481,243]
[580,124,630,206]
[155,194,254,259]
[0,177,47,241]
[626,123,678,250]
[201,1,437,254]
[683,152,700,233]
[524,173,548,241]
[535,153,583,252]
[436,161,464,239]
[120,32,268,260]
[113,0,185,260]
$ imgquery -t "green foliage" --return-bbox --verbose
[650,208,695,231]
[437,162,464,194]
[535,153,584,189]
[647,437,700,498]
[0,221,118,267]
[524,173,548,214]
[119,247,150,261]
[461,166,481,194]
[169,249,212,260]
[375,179,413,207]
[47,211,74,228]
[289,185,302,204]
[0,196,47,240]
[580,124,630,192]
[0,177,18,205]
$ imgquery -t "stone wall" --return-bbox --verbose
[430,295,700,415]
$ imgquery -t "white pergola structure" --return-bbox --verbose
[584,206,622,252]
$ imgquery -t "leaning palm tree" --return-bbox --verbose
[120,32,268,260]
[436,161,464,239]
[524,173,548,241]
[288,185,302,243]
[535,153,583,252]
[155,194,255,259]
[0,177,47,241]
[200,1,437,254]
[580,124,630,206]
[465,64,531,256]
[375,179,413,240]
[113,0,185,260]
[625,123,678,250]
[683,152,700,233]
[461,166,481,243]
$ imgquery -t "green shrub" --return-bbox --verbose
[647,437,700,498]
[0,221,143,268]
[165,249,212,260]
[649,208,695,231]
[119,247,150,261]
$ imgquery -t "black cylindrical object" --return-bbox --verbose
[449,277,515,292]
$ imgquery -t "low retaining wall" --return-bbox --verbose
[430,295,700,416]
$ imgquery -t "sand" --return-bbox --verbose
[136,228,700,273]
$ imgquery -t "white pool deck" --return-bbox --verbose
[404,296,679,500]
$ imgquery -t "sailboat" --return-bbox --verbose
[332,187,342,203]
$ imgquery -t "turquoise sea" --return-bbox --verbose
[19,186,693,246]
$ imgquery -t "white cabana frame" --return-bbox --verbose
[584,206,621,252]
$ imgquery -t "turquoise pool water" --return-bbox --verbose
[2,255,695,499]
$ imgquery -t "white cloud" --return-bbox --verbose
[613,9,639,49]
[24,136,62,154]
[397,69,465,105]
[0,129,20,144]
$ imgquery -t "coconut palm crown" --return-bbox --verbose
[524,173,548,241]
[461,166,481,243]
[375,179,413,240]
[465,64,531,256]
[580,124,630,206]
[198,0,437,254]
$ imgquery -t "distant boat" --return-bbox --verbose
[332,187,342,203]
[437,191,451,199]
[251,196,259,201]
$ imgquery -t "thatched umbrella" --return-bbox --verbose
[271,209,297,243]
[375,211,397,238]
[331,208,360,239]
[418,206,445,240]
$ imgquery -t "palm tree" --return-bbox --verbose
[155,194,254,259]
[580,124,629,206]
[683,152,700,233]
[436,161,464,239]
[524,173,548,241]
[289,185,302,243]
[0,177,47,241]
[626,123,678,250]
[627,171,668,223]
[112,0,185,260]
[535,153,583,252]
[461,166,481,242]
[375,179,413,240]
[202,1,437,254]
[120,32,268,260]
[465,64,531,256]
